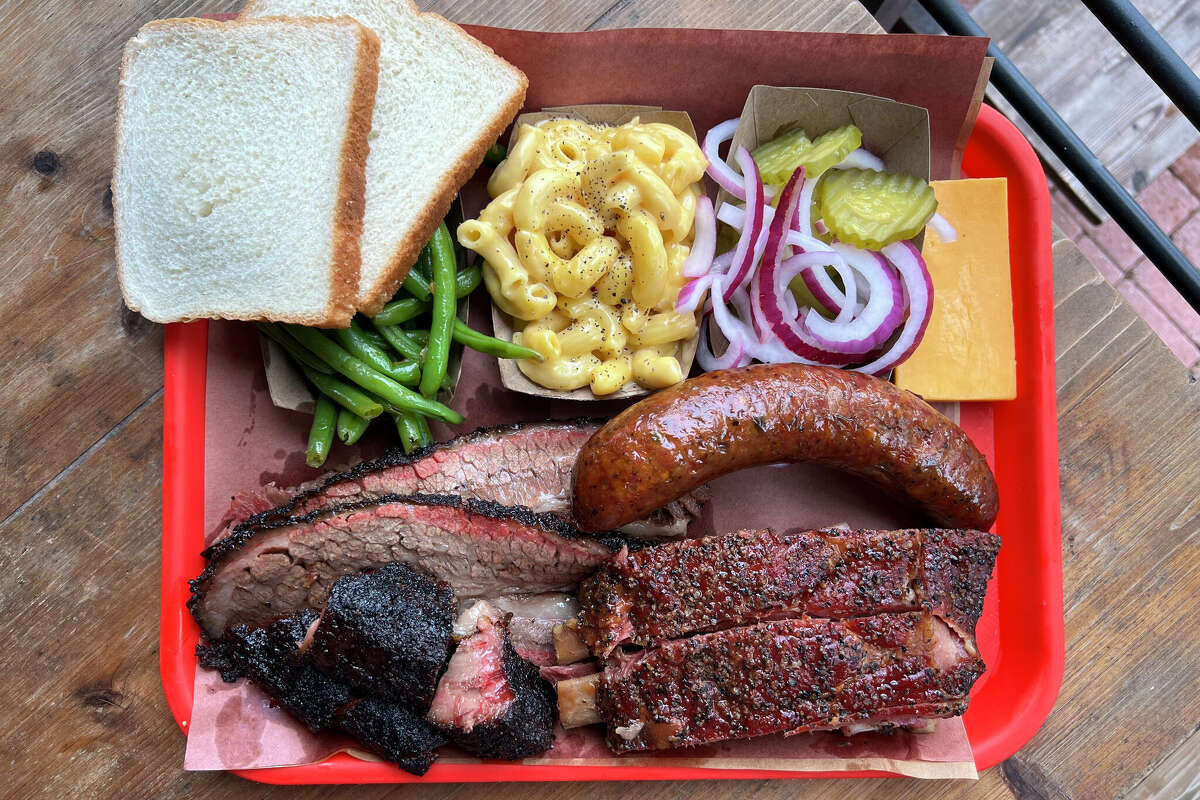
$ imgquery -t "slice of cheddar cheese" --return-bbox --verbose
[894,178,1016,401]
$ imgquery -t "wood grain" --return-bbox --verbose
[971,0,1200,216]
[1,1,1198,798]
[588,0,880,32]
[0,0,238,520]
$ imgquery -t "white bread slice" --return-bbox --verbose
[114,16,380,327]
[240,0,527,315]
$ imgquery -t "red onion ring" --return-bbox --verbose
[795,168,820,238]
[720,147,767,301]
[701,118,746,200]
[717,202,833,257]
[675,273,714,314]
[928,212,957,243]
[752,167,848,365]
[835,148,885,171]
[681,195,716,278]
[804,246,904,354]
[697,276,751,370]
[853,241,934,375]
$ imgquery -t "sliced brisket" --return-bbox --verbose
[214,420,704,544]
[310,563,456,712]
[578,528,1000,656]
[190,494,614,639]
[245,419,601,524]
[197,609,446,775]
[595,612,984,752]
[428,601,556,759]
[471,593,580,667]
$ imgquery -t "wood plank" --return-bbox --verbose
[970,0,1200,217]
[590,0,881,33]
[0,0,240,520]
[990,238,1200,799]
[1123,726,1200,800]
[422,0,619,31]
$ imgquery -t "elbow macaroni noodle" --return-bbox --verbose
[459,117,707,395]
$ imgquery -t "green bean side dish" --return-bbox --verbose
[256,218,541,468]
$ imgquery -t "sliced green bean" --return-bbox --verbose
[306,394,337,468]
[412,244,434,282]
[256,323,333,374]
[405,329,430,344]
[354,317,390,351]
[452,320,543,360]
[372,297,429,327]
[454,265,482,297]
[402,273,431,302]
[392,411,426,454]
[484,142,507,166]
[302,366,384,420]
[374,322,425,362]
[336,408,370,445]
[372,266,476,327]
[335,320,419,384]
[402,246,434,300]
[413,413,432,446]
[420,222,457,397]
[285,325,463,424]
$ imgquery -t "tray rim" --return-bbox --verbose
[159,102,1063,784]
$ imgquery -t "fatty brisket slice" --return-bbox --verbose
[214,419,706,542]
[578,527,1001,656]
[196,609,447,775]
[311,563,456,712]
[427,601,556,759]
[189,493,616,639]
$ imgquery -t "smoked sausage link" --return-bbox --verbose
[571,364,999,532]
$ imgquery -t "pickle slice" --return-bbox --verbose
[816,167,937,249]
[751,129,810,186]
[753,125,862,187]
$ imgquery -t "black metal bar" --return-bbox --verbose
[1084,0,1200,131]
[919,0,1200,313]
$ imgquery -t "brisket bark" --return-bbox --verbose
[196,610,446,775]
[578,528,1000,656]
[190,494,614,639]
[596,612,984,752]
[310,563,456,712]
[215,420,705,542]
[428,601,556,759]
[245,420,603,525]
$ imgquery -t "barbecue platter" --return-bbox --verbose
[114,1,1048,782]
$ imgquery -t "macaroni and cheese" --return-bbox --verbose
[458,117,707,395]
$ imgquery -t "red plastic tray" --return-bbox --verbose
[160,102,1062,783]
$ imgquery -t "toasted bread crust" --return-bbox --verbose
[354,1,528,315]
[112,16,379,327]
[327,18,380,327]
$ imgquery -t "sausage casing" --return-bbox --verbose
[571,364,999,532]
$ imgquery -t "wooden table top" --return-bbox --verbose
[2,1,1197,798]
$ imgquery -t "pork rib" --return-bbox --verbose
[578,528,1000,656]
[190,494,615,639]
[592,612,984,752]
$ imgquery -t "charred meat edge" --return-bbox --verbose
[189,492,629,628]
[240,418,607,529]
